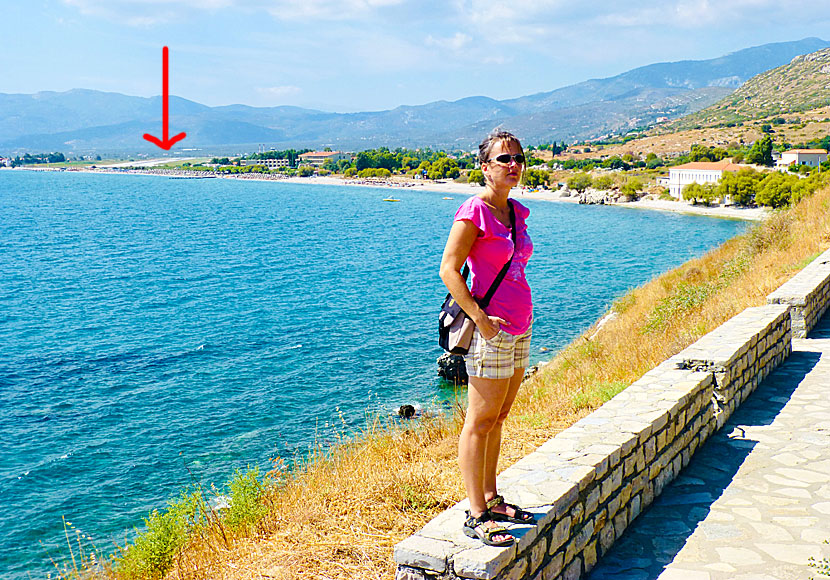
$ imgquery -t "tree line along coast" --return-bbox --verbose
[5,115,830,210]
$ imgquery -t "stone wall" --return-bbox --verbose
[767,247,830,337]
[394,305,791,580]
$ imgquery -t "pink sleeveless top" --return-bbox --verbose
[454,196,533,335]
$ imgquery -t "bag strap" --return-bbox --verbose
[444,200,517,308]
[478,200,516,309]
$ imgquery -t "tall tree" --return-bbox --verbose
[746,135,774,166]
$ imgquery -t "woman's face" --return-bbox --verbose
[483,139,524,189]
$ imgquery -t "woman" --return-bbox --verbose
[439,130,535,547]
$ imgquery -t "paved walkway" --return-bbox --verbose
[588,313,830,580]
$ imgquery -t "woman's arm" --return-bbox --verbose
[439,219,505,340]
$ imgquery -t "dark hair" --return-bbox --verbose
[478,129,524,166]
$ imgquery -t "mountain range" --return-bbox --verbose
[670,47,830,130]
[1,37,828,156]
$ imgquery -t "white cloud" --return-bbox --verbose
[458,0,817,45]
[257,85,302,98]
[261,0,408,21]
[62,0,234,25]
[425,32,471,51]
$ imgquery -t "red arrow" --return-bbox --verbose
[143,46,187,150]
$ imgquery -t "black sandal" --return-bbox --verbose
[463,510,514,547]
[487,495,536,525]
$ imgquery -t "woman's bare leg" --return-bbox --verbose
[483,367,525,503]
[458,375,511,517]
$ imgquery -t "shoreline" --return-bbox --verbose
[12,166,769,221]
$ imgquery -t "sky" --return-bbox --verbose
[3,0,830,113]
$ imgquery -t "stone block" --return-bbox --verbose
[631,471,647,495]
[569,453,609,479]
[643,481,655,508]
[619,482,632,506]
[656,429,667,452]
[582,443,622,468]
[396,566,441,580]
[570,501,584,526]
[530,538,547,576]
[453,543,517,579]
[419,507,469,543]
[624,453,637,478]
[501,556,528,580]
[599,521,616,554]
[541,552,564,580]
[613,510,628,539]
[538,482,578,520]
[600,465,623,503]
[585,486,600,517]
[644,437,656,462]
[606,493,622,520]
[564,518,593,563]
[394,536,454,572]
[562,556,581,580]
[649,461,661,480]
[553,464,595,491]
[630,493,642,521]
[636,448,646,472]
[593,509,607,533]
[583,540,598,573]
[548,515,572,554]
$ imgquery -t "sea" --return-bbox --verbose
[0,170,748,578]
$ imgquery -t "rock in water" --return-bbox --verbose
[437,353,468,385]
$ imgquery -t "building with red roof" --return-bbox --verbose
[667,159,744,198]
[778,149,828,169]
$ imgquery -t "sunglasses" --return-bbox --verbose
[488,153,525,165]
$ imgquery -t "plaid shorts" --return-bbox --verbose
[464,324,532,380]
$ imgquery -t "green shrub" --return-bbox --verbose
[567,172,592,193]
[572,380,629,409]
[468,169,484,185]
[621,177,644,199]
[117,490,203,580]
[224,468,269,536]
[357,167,392,178]
[592,174,615,191]
[756,172,796,208]
[682,182,717,205]
[522,168,549,188]
[645,282,717,333]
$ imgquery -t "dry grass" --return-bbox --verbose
[75,187,830,580]
[556,105,830,162]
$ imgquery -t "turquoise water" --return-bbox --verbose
[0,170,747,577]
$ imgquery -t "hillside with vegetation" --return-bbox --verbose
[668,47,830,130]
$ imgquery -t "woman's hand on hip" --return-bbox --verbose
[477,316,507,341]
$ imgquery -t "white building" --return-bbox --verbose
[667,159,743,198]
[777,149,828,169]
[241,158,289,169]
[297,151,351,166]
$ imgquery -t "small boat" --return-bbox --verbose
[442,197,453,200]
[383,198,401,202]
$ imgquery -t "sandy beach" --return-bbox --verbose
[283,175,770,221]
[25,166,769,221]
